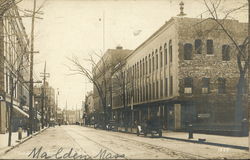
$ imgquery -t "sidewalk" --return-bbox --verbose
[0,130,28,151]
[162,131,248,150]
[0,128,48,156]
[113,126,249,150]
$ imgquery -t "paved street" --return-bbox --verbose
[0,125,248,159]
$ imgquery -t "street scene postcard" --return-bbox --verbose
[0,0,249,159]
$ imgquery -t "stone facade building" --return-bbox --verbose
[0,3,30,133]
[111,16,248,134]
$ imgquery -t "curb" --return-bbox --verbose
[84,126,249,151]
[0,127,49,157]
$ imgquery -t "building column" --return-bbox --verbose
[174,104,181,130]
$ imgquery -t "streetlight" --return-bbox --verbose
[35,101,38,131]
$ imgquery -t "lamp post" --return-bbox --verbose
[35,101,38,131]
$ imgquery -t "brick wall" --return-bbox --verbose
[177,18,248,126]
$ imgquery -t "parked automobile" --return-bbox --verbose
[137,116,162,137]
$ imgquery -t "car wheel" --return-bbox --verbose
[151,132,154,137]
[159,131,162,137]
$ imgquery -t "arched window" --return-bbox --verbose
[169,40,172,62]
[164,43,167,65]
[184,43,193,60]
[149,54,151,73]
[152,51,155,71]
[159,46,163,68]
[155,49,158,70]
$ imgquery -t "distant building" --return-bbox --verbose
[34,82,56,125]
[83,91,94,125]
[92,46,132,122]
[63,108,82,125]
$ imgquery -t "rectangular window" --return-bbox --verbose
[222,45,230,61]
[207,39,214,54]
[195,39,202,54]
[184,43,193,60]
[202,78,210,94]
[165,78,168,97]
[184,77,193,94]
[218,78,226,94]
[170,76,173,96]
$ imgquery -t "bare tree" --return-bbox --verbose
[111,59,135,129]
[67,52,112,128]
[197,0,249,124]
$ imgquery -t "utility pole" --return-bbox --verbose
[66,100,68,124]
[56,88,59,123]
[40,62,49,128]
[28,0,36,135]
[248,0,250,153]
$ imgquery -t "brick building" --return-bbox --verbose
[111,16,248,134]
[0,2,30,133]
[92,46,132,122]
[34,82,56,126]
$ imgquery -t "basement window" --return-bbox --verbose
[202,78,210,94]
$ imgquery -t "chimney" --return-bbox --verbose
[116,45,123,50]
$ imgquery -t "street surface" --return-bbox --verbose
[0,125,248,159]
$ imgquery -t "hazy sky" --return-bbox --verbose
[18,0,247,110]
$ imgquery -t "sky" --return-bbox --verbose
[17,0,248,110]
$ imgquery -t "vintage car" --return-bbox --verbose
[137,117,162,137]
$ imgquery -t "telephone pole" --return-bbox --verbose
[248,0,250,153]
[28,0,36,135]
[40,62,50,128]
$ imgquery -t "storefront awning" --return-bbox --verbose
[13,105,29,118]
